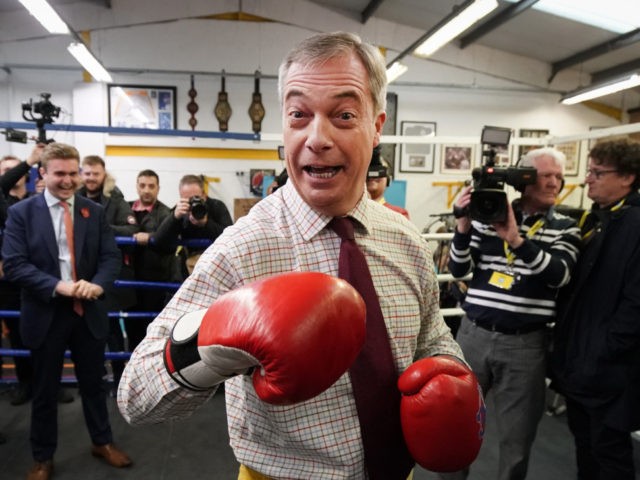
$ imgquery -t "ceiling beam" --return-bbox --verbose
[591,58,640,84]
[361,0,386,24]
[459,0,539,49]
[549,28,640,82]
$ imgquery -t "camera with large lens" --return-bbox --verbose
[469,126,537,223]
[188,196,208,220]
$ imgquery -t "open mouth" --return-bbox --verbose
[303,166,342,179]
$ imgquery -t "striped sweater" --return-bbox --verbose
[448,205,581,329]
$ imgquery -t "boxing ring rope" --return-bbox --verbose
[0,232,466,382]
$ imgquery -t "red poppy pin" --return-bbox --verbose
[80,208,90,218]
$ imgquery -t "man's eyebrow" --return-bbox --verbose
[284,88,362,103]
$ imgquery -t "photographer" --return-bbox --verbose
[444,147,581,480]
[154,174,232,281]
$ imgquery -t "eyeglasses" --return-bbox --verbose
[585,168,618,179]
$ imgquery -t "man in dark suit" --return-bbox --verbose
[2,143,132,480]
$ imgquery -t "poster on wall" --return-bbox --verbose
[552,141,581,176]
[440,144,476,174]
[249,169,276,196]
[518,129,549,159]
[108,84,177,129]
[379,92,398,175]
[399,121,436,173]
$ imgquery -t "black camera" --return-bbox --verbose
[188,196,208,220]
[469,126,537,223]
[21,93,61,143]
[22,93,61,123]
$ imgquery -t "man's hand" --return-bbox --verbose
[72,280,104,301]
[453,185,473,234]
[174,197,190,220]
[26,143,45,166]
[133,232,151,245]
[492,202,523,249]
[188,212,208,227]
[55,280,77,297]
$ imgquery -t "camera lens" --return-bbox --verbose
[189,196,207,220]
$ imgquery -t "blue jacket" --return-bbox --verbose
[1,193,121,348]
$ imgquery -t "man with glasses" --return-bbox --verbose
[550,138,640,480]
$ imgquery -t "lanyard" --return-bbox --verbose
[580,198,625,241]
[503,218,545,265]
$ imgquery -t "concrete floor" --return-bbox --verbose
[2,380,638,480]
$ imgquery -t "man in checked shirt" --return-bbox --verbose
[119,32,479,479]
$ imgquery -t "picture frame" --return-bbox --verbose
[518,129,549,159]
[441,144,476,174]
[379,92,398,176]
[399,121,436,173]
[108,84,177,129]
[249,169,276,197]
[553,141,581,176]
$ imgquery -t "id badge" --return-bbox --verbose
[489,271,514,290]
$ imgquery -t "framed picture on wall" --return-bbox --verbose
[108,84,177,129]
[553,141,581,176]
[399,121,436,173]
[379,92,398,175]
[441,144,476,174]
[518,129,549,159]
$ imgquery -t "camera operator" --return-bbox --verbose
[444,147,581,480]
[154,174,232,281]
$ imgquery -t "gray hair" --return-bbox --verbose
[520,147,566,172]
[278,31,388,115]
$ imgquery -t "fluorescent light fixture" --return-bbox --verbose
[67,42,113,83]
[503,0,638,34]
[414,0,499,57]
[386,62,409,83]
[18,0,69,34]
[561,73,640,105]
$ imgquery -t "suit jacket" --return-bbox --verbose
[1,193,121,348]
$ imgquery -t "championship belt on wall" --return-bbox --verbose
[214,70,232,132]
[248,70,265,134]
[187,74,199,131]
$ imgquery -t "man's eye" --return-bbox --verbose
[339,112,354,120]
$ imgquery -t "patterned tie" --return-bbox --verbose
[60,201,84,317]
[328,217,413,480]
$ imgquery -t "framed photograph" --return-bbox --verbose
[553,141,581,176]
[108,84,177,129]
[441,144,476,174]
[518,129,549,159]
[379,92,398,176]
[399,121,436,173]
[249,169,276,196]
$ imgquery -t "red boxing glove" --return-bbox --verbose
[164,272,366,405]
[398,356,485,472]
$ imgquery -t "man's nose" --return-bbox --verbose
[305,117,333,152]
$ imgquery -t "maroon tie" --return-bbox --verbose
[329,217,413,480]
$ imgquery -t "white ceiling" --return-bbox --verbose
[0,0,639,110]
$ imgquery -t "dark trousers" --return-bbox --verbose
[3,316,33,384]
[565,397,636,480]
[30,299,112,461]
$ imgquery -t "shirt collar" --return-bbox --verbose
[282,182,371,242]
[44,189,74,209]
[131,199,154,212]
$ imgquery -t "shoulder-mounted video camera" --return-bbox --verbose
[468,126,537,223]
